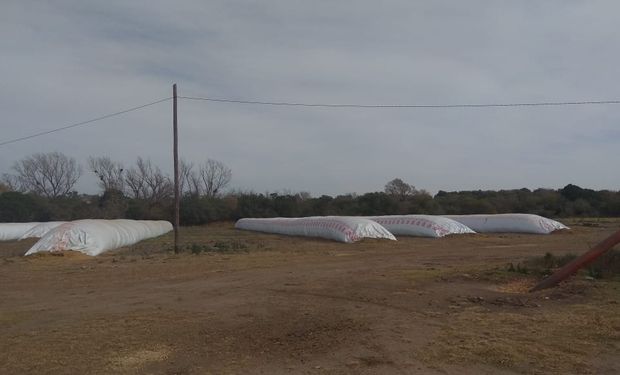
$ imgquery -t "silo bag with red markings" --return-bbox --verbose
[235,216,396,243]
[368,215,475,238]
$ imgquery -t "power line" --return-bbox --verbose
[3,93,620,148]
[0,97,171,147]
[179,95,620,108]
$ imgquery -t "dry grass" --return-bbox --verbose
[1,219,620,374]
[420,296,620,374]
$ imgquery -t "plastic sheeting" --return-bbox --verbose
[235,216,397,243]
[445,214,569,234]
[25,219,173,256]
[368,215,475,237]
[19,221,67,240]
[0,223,40,241]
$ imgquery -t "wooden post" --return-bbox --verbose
[530,227,620,292]
[173,84,180,253]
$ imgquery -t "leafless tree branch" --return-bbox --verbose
[88,156,125,193]
[124,157,172,201]
[9,152,82,198]
[196,159,232,198]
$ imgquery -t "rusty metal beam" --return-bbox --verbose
[530,227,620,292]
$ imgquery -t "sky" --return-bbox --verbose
[1,1,620,196]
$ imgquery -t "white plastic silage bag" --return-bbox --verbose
[235,216,396,243]
[445,214,569,234]
[25,219,173,256]
[0,223,40,241]
[18,221,67,240]
[368,215,475,237]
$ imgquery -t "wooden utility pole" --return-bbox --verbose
[173,84,180,253]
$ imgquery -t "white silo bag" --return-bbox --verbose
[19,221,67,240]
[0,222,40,241]
[368,215,475,237]
[25,219,173,256]
[445,214,568,234]
[235,216,396,243]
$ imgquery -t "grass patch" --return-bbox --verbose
[505,252,578,277]
[506,250,620,280]
[183,240,249,255]
[420,298,620,374]
[585,250,620,279]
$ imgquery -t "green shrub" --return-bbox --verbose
[512,251,620,280]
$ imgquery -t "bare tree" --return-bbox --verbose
[196,159,232,198]
[385,178,418,200]
[10,152,81,198]
[179,159,200,197]
[124,157,172,201]
[88,156,125,192]
[0,173,18,192]
[124,166,145,199]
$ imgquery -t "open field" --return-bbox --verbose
[1,219,619,374]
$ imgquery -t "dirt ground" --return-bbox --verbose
[1,218,619,375]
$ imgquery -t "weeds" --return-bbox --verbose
[183,240,249,255]
[507,250,620,279]
[213,240,248,252]
[506,262,530,274]
[587,249,620,279]
[189,243,206,255]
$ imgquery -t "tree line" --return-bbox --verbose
[1,152,231,200]
[1,153,620,224]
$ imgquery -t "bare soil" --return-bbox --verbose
[1,218,619,374]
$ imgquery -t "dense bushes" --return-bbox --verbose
[0,192,51,222]
[1,184,620,225]
[181,196,234,225]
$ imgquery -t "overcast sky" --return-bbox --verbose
[2,1,619,196]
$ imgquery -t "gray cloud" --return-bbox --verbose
[2,0,620,196]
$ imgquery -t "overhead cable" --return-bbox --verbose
[179,96,620,108]
[3,93,620,148]
[0,97,171,147]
